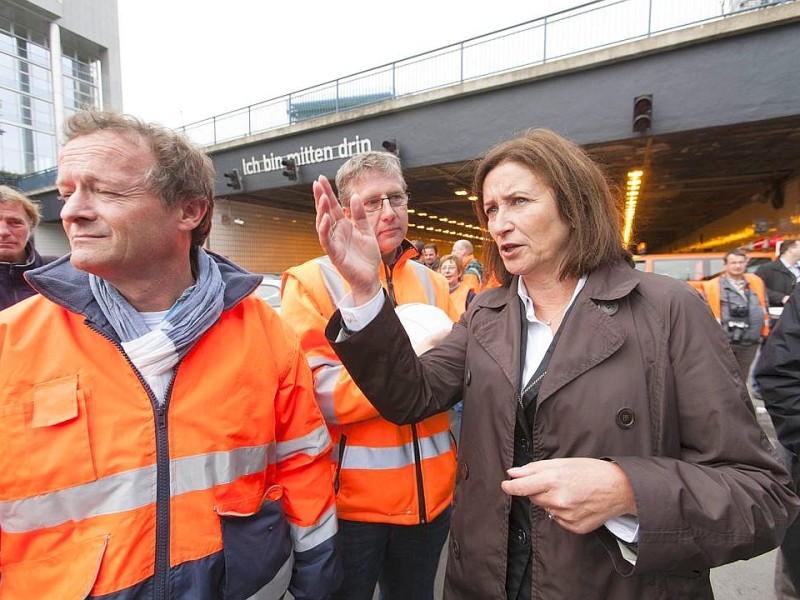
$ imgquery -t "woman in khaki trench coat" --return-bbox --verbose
[312,129,799,599]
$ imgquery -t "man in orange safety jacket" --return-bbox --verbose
[0,111,341,599]
[282,151,458,600]
[700,248,769,396]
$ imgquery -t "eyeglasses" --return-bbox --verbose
[361,192,410,213]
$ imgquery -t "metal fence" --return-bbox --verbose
[180,0,791,146]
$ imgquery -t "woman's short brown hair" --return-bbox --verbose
[473,128,627,287]
[439,254,463,274]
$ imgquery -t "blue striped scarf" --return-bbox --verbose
[90,249,225,385]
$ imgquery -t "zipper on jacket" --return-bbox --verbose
[154,375,178,600]
[410,423,428,524]
[383,261,398,307]
[383,256,428,522]
[86,322,176,600]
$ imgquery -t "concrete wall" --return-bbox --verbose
[665,175,800,252]
[208,199,322,274]
[32,221,69,257]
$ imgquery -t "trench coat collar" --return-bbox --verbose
[469,260,639,399]
[538,260,638,403]
[469,280,524,394]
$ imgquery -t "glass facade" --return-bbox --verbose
[0,3,102,176]
[62,46,101,116]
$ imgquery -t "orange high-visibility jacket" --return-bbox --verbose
[460,253,483,296]
[449,280,475,317]
[0,257,340,599]
[701,273,770,337]
[281,242,458,525]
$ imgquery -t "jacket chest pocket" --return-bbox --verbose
[0,374,97,499]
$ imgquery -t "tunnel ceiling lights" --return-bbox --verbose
[408,220,487,241]
[622,169,644,247]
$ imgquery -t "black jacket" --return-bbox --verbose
[758,283,800,455]
[0,241,47,311]
[756,259,797,307]
[757,282,800,593]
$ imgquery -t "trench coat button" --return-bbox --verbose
[462,461,470,480]
[597,300,619,316]
[616,407,636,429]
[465,369,472,386]
[452,539,461,558]
[517,528,529,547]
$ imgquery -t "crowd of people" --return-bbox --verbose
[1,110,799,600]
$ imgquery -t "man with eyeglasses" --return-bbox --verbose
[282,151,459,600]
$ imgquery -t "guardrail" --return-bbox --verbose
[179,0,792,146]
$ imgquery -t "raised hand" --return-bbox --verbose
[500,458,637,534]
[314,175,382,303]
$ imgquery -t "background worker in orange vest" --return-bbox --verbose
[0,111,340,599]
[438,253,476,444]
[282,151,458,600]
[439,254,476,317]
[701,248,769,394]
[451,238,484,295]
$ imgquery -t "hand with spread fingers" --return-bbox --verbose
[313,175,382,303]
[501,458,637,535]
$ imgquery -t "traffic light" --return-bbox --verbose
[282,157,298,181]
[382,139,399,155]
[633,95,652,133]
[224,169,242,191]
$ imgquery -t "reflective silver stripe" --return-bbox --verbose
[307,355,340,370]
[0,444,273,534]
[308,258,348,426]
[246,554,294,600]
[407,260,437,305]
[418,430,454,460]
[0,464,156,534]
[172,444,274,496]
[276,424,331,461]
[290,504,338,553]
[313,363,343,425]
[316,256,349,306]
[341,430,452,470]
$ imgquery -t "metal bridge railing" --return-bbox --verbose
[176,0,789,146]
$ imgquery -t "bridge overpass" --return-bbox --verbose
[28,0,800,272]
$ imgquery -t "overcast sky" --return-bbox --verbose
[117,0,588,128]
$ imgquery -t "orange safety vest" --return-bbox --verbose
[0,291,337,598]
[282,243,458,525]
[460,253,483,296]
[700,273,769,337]
[449,280,475,317]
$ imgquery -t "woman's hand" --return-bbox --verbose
[500,458,637,534]
[314,175,382,303]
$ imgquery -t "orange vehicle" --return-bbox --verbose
[633,252,772,292]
